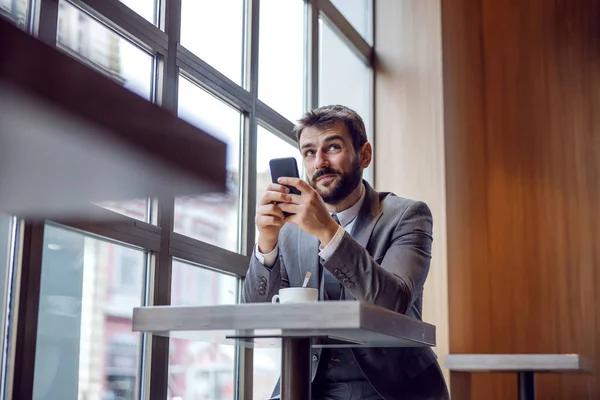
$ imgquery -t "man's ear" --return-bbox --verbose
[360,142,372,168]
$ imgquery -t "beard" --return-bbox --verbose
[309,157,363,205]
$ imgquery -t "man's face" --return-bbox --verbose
[299,122,366,205]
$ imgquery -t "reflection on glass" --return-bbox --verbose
[118,0,156,25]
[258,0,305,122]
[168,260,238,400]
[56,1,155,221]
[33,225,145,400]
[181,0,244,85]
[0,0,29,29]
[57,0,154,100]
[319,19,372,182]
[329,0,372,43]
[175,76,241,252]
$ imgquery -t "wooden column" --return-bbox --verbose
[442,0,600,398]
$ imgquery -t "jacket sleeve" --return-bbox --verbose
[321,201,433,314]
[242,247,290,303]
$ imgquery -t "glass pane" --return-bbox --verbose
[319,19,373,182]
[254,347,281,400]
[118,0,156,25]
[181,0,244,85]
[0,214,12,363]
[168,261,237,400]
[33,225,146,400]
[175,76,241,252]
[258,0,305,122]
[329,0,372,43]
[0,0,29,29]
[57,0,154,100]
[57,1,154,221]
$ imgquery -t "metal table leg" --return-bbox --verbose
[281,337,312,400]
[518,371,535,400]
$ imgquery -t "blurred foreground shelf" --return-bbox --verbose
[0,17,226,218]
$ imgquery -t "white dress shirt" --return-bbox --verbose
[255,184,366,267]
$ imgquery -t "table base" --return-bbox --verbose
[281,337,312,400]
[518,371,535,400]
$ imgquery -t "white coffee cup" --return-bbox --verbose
[271,287,318,304]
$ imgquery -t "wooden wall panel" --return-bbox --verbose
[374,0,449,383]
[442,0,600,398]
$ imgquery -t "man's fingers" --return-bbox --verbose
[256,214,283,227]
[259,191,292,206]
[278,203,301,215]
[266,183,290,193]
[257,203,285,219]
[277,177,311,193]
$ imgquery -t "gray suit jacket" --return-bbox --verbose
[243,181,447,400]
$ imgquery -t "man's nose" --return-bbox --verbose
[314,149,329,169]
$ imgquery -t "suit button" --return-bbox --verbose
[312,354,319,362]
[333,268,341,275]
[347,282,355,288]
[259,290,265,296]
[342,278,350,285]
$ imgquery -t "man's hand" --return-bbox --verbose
[276,177,340,246]
[256,183,290,253]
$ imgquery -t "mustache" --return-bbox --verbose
[312,168,342,181]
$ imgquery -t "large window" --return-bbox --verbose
[6,1,374,399]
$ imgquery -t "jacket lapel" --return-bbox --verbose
[343,182,383,302]
[351,181,384,249]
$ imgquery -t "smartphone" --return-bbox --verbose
[269,157,301,217]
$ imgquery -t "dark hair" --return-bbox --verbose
[292,105,368,151]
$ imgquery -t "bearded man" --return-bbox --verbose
[243,104,449,400]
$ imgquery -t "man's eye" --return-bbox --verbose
[329,144,341,150]
[305,150,314,157]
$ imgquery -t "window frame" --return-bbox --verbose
[6,0,375,399]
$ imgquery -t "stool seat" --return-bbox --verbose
[445,353,593,373]
[445,354,593,400]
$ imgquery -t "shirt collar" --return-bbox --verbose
[331,183,366,228]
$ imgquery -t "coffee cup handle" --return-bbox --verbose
[272,294,280,303]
